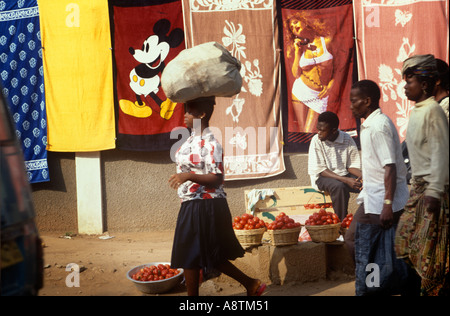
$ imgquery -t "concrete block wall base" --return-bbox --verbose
[218,241,355,285]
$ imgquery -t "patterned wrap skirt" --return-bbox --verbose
[395,177,449,296]
[170,198,245,277]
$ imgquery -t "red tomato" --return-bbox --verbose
[234,216,241,223]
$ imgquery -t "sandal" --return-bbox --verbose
[248,281,266,296]
[255,283,266,296]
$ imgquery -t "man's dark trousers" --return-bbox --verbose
[315,174,360,221]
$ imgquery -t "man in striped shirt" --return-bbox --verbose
[308,111,362,221]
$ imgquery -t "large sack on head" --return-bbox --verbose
[161,42,242,102]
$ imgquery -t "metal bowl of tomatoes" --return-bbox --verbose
[127,262,184,294]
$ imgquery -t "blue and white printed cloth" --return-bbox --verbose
[0,0,49,183]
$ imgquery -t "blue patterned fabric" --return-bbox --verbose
[0,0,49,183]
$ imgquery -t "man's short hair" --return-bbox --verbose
[318,111,339,130]
[436,58,449,91]
[351,80,381,109]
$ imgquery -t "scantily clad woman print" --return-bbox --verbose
[284,11,335,133]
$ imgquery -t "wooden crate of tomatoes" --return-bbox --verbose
[303,202,333,210]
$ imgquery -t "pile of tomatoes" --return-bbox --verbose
[305,208,340,226]
[341,213,353,229]
[232,213,266,230]
[266,212,301,230]
[131,264,181,282]
[304,203,332,210]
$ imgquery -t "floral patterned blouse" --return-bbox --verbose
[175,129,226,202]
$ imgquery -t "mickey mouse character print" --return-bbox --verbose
[119,19,184,119]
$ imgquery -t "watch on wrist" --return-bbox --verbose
[384,199,393,205]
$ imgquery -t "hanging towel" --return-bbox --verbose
[182,0,285,180]
[38,0,115,152]
[246,189,275,215]
[353,0,449,142]
[110,0,185,151]
[280,0,357,152]
[0,0,49,183]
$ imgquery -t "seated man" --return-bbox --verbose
[308,111,362,220]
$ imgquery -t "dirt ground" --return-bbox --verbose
[38,230,356,296]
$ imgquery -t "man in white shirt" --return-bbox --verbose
[308,111,362,221]
[346,80,410,295]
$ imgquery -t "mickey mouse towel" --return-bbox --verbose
[110,0,185,151]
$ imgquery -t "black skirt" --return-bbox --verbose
[170,198,245,273]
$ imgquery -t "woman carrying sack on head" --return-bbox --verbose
[168,97,266,296]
